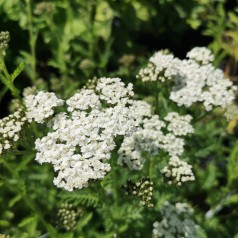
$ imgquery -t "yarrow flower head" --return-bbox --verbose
[137,50,180,82]
[0,109,27,156]
[24,91,64,123]
[161,156,195,186]
[186,47,214,65]
[152,201,199,238]
[137,47,237,111]
[224,103,238,121]
[164,112,194,136]
[34,78,142,191]
[118,112,194,177]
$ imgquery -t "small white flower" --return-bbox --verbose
[34,78,141,191]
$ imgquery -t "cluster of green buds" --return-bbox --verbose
[0,31,10,56]
[56,203,84,232]
[121,177,154,208]
[83,77,98,90]
[34,2,53,15]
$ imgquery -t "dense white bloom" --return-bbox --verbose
[224,103,238,121]
[96,77,134,105]
[164,112,194,136]
[24,91,64,123]
[129,100,152,120]
[0,109,27,155]
[170,61,237,111]
[161,133,184,157]
[118,113,193,172]
[66,89,101,112]
[34,78,141,191]
[137,51,180,82]
[186,47,214,64]
[152,201,199,238]
[137,47,237,111]
[161,156,195,186]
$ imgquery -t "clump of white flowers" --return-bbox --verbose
[34,78,142,191]
[152,201,199,238]
[24,91,64,123]
[137,50,180,82]
[164,112,194,136]
[118,111,194,178]
[137,47,237,111]
[0,109,27,155]
[224,103,238,121]
[161,156,195,186]
[186,47,214,65]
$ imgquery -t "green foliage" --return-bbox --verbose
[60,189,100,208]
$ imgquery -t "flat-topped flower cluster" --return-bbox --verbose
[0,109,27,155]
[137,47,237,111]
[118,110,195,185]
[33,78,144,191]
[152,201,199,238]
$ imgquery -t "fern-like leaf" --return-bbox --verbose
[11,62,25,81]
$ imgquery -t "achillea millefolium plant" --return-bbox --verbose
[1,28,238,238]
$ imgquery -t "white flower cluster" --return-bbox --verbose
[161,156,195,186]
[118,111,193,173]
[152,201,199,238]
[0,109,27,155]
[137,51,179,82]
[164,112,194,136]
[137,47,237,111]
[224,103,238,121]
[24,91,64,123]
[186,47,214,65]
[34,78,141,191]
[23,86,37,98]
[170,60,236,111]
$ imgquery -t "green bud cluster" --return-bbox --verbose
[83,77,98,90]
[0,31,10,53]
[50,78,63,92]
[121,177,154,208]
[56,203,83,232]
[34,2,53,15]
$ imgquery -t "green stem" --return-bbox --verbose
[26,0,37,82]
[0,85,8,101]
